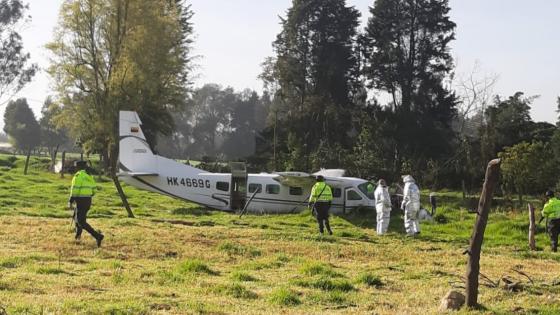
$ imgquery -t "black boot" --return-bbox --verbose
[96,233,104,248]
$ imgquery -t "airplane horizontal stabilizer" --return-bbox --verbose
[118,172,159,177]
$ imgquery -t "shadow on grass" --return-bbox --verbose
[339,208,406,235]
[171,207,211,216]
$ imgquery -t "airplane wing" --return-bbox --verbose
[273,172,316,187]
[313,169,346,178]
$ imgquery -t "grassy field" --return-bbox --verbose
[0,154,559,314]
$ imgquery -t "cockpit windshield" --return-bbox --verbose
[358,182,375,200]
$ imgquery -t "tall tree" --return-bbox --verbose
[480,92,536,162]
[39,97,69,171]
[362,0,456,111]
[499,142,557,203]
[47,0,194,216]
[264,0,361,171]
[3,98,40,150]
[0,0,37,103]
[362,0,458,175]
[3,98,40,174]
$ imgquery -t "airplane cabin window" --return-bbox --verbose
[358,182,375,200]
[289,187,303,195]
[266,184,280,194]
[249,183,262,193]
[216,181,229,192]
[347,190,362,201]
[332,188,341,198]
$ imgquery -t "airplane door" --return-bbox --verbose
[229,162,247,211]
[344,188,364,213]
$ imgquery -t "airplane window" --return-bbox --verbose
[249,183,262,193]
[332,188,341,198]
[289,187,303,196]
[347,190,363,201]
[266,184,280,194]
[216,181,229,192]
[358,182,375,200]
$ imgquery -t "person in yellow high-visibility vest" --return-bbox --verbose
[308,175,333,235]
[68,161,104,247]
[542,190,560,252]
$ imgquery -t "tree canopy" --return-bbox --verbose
[3,98,40,151]
[47,0,195,168]
[0,0,37,103]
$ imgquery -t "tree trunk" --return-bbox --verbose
[465,158,501,308]
[23,149,32,175]
[60,151,66,178]
[50,145,60,172]
[528,203,536,251]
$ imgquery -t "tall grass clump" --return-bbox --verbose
[177,259,216,275]
[356,273,384,288]
[268,287,301,306]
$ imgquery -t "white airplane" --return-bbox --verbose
[118,111,376,214]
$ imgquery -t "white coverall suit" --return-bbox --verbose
[401,175,421,235]
[375,184,392,235]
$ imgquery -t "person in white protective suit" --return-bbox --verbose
[401,175,421,236]
[374,179,392,235]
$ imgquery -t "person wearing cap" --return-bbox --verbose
[542,190,560,252]
[401,175,421,236]
[374,179,391,235]
[68,161,104,247]
[308,175,333,235]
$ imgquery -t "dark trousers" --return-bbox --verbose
[74,197,101,240]
[548,219,560,252]
[315,201,332,234]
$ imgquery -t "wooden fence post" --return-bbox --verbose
[23,149,31,175]
[60,151,66,178]
[465,159,501,308]
[528,203,536,251]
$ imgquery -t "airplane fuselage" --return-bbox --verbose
[118,111,375,214]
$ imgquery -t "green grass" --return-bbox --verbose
[268,287,301,306]
[177,259,217,275]
[356,272,384,288]
[0,154,559,314]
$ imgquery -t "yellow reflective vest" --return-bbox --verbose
[309,182,333,203]
[70,170,96,198]
[542,197,560,220]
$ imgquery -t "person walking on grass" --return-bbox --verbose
[374,179,391,235]
[542,190,560,252]
[401,175,421,236]
[68,161,104,247]
[309,175,333,235]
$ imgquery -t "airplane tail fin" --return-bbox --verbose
[118,111,158,175]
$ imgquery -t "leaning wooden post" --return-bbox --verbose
[465,158,501,308]
[528,203,536,251]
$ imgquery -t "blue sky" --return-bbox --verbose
[5,0,559,127]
